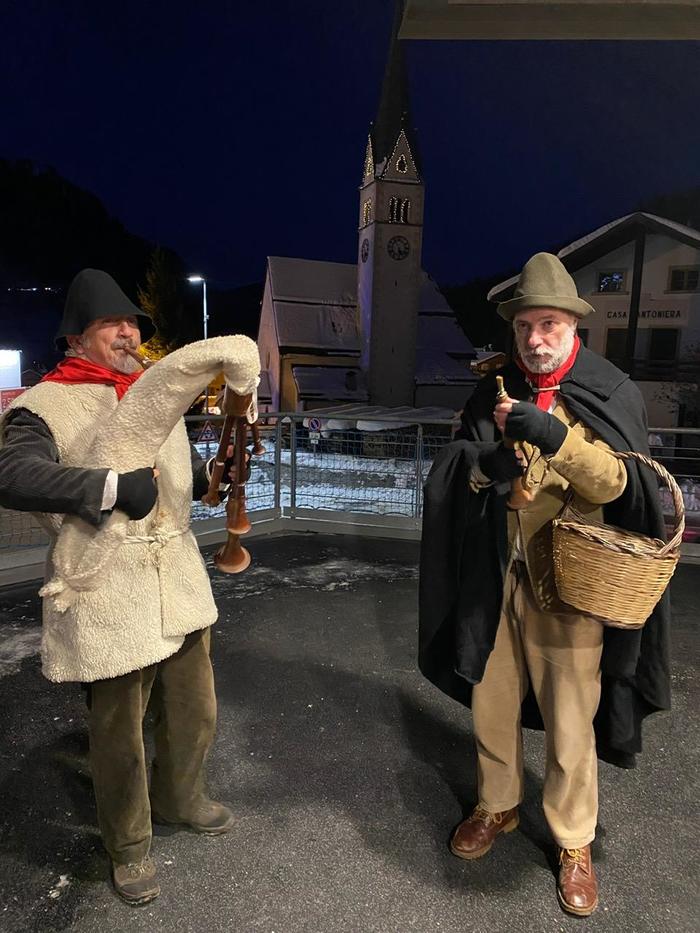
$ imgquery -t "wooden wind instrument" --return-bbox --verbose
[495,375,534,510]
[125,345,262,573]
[202,386,261,574]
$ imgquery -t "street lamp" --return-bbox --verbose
[188,274,209,412]
[187,274,208,341]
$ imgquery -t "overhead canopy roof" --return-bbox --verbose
[487,212,700,302]
[298,402,459,427]
[399,1,700,41]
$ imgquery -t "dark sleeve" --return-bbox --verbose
[0,409,109,527]
[190,443,211,501]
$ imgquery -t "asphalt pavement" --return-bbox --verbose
[0,534,697,932]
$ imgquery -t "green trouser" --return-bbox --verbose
[88,627,217,865]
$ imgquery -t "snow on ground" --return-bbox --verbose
[205,555,418,600]
[192,440,432,520]
[0,623,42,676]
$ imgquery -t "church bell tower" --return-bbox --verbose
[357,0,424,407]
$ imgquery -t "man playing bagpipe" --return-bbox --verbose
[0,269,259,904]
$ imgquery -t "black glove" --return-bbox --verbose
[505,401,568,456]
[478,444,523,483]
[115,467,158,519]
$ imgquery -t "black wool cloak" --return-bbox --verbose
[418,346,672,768]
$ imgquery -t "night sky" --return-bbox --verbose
[3,0,700,288]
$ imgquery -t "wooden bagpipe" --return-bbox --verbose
[124,345,264,574]
[200,387,265,573]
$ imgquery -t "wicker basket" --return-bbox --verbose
[552,451,685,629]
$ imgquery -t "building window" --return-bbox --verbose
[362,198,373,227]
[396,154,408,173]
[389,197,410,223]
[597,270,626,293]
[605,328,627,366]
[668,266,699,292]
[648,328,679,361]
[577,328,589,347]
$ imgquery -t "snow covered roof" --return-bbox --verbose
[268,257,357,306]
[488,212,700,302]
[265,257,475,386]
[415,314,477,385]
[275,301,361,352]
[418,271,456,315]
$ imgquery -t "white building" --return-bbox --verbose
[489,212,700,428]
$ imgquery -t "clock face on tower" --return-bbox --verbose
[361,238,369,263]
[387,235,410,261]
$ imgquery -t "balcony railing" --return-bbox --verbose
[1,415,698,585]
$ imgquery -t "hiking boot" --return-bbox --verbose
[558,845,598,917]
[152,798,235,835]
[112,856,160,905]
[450,805,519,860]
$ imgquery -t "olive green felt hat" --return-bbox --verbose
[496,252,595,321]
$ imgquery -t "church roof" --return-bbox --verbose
[415,314,477,385]
[275,301,361,353]
[268,256,356,305]
[267,256,359,353]
[263,256,476,394]
[370,0,422,177]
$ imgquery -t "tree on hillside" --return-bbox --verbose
[137,247,190,356]
[0,159,153,291]
[441,275,513,351]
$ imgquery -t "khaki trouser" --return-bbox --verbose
[88,627,217,864]
[471,563,603,848]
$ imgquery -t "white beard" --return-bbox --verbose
[517,325,576,374]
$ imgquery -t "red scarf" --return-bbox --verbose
[516,334,581,411]
[41,357,143,400]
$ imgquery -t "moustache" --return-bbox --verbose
[112,340,137,350]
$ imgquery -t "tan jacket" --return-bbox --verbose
[508,398,627,612]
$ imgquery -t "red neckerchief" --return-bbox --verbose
[40,357,144,400]
[516,334,581,410]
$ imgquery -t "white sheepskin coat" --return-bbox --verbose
[6,381,217,683]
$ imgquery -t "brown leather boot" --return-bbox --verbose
[557,845,599,917]
[450,805,519,860]
[152,798,235,835]
[112,856,160,905]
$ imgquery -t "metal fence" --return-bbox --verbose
[1,416,699,583]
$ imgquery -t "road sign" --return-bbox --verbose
[0,387,25,413]
[197,420,218,443]
[308,417,321,432]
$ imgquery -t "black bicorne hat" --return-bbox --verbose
[55,269,155,348]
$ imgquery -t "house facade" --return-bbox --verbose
[489,213,700,428]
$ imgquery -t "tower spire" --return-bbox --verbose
[369,0,421,178]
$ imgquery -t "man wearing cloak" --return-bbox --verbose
[419,253,671,917]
